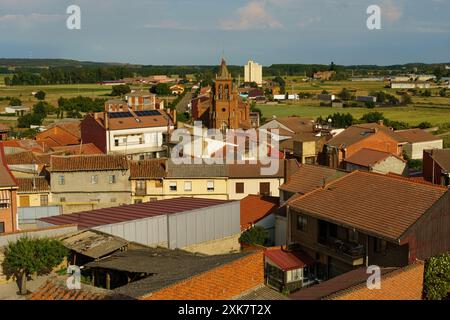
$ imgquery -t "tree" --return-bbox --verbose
[320,113,354,128]
[32,101,52,118]
[111,84,131,96]
[239,226,269,246]
[9,97,22,106]
[34,90,46,101]
[423,252,450,300]
[422,89,432,97]
[17,113,44,128]
[439,88,447,97]
[417,122,432,129]
[337,88,352,101]
[2,237,68,295]
[360,111,386,124]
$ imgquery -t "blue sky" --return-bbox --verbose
[0,0,449,66]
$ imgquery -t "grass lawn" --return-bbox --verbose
[257,103,450,127]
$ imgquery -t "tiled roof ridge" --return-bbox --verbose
[325,261,424,300]
[138,250,262,299]
[365,170,448,191]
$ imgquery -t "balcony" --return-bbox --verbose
[318,236,365,266]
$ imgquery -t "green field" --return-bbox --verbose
[258,103,450,127]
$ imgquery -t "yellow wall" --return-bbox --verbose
[227,178,283,200]
[17,192,52,207]
[162,178,229,199]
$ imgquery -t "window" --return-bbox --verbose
[109,175,117,184]
[60,197,66,203]
[58,175,65,185]
[134,199,143,204]
[19,196,30,207]
[184,181,192,192]
[91,175,98,184]
[374,238,387,255]
[139,155,145,160]
[155,180,163,188]
[40,195,48,206]
[114,139,119,147]
[235,182,244,194]
[207,181,214,192]
[348,229,358,243]
[149,198,158,202]
[259,182,270,196]
[0,222,4,234]
[136,181,146,194]
[296,214,308,232]
[169,182,177,191]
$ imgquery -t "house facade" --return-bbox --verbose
[344,148,408,175]
[323,123,406,169]
[16,177,51,207]
[49,155,131,213]
[286,171,450,280]
[395,129,443,160]
[81,109,174,160]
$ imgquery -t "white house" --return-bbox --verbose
[395,129,443,160]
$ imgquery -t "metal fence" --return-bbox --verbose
[18,205,62,225]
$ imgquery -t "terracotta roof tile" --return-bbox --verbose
[329,262,425,300]
[50,143,103,155]
[50,154,129,172]
[92,110,173,131]
[5,151,50,165]
[129,159,166,179]
[0,123,11,132]
[280,164,347,194]
[16,177,50,193]
[344,148,404,167]
[240,195,279,230]
[289,171,447,241]
[395,129,441,143]
[265,247,314,271]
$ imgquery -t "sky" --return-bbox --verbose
[0,0,449,66]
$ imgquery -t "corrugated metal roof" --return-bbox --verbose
[40,197,235,229]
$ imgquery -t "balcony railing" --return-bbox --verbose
[135,189,147,196]
[318,236,365,260]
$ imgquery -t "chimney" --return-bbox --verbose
[104,112,109,130]
[284,159,300,183]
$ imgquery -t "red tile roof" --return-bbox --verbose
[240,195,279,230]
[5,151,50,165]
[327,123,405,148]
[92,110,173,131]
[395,129,441,143]
[280,164,347,194]
[50,154,129,172]
[265,247,314,271]
[50,143,103,155]
[16,177,50,193]
[36,122,81,146]
[344,148,404,167]
[40,197,235,229]
[0,142,17,188]
[129,159,167,179]
[2,139,49,153]
[289,171,448,241]
[329,262,425,300]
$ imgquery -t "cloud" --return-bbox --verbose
[144,20,196,31]
[219,1,283,31]
[0,13,63,27]
[296,16,321,28]
[381,0,402,23]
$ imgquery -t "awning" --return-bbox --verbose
[265,248,314,271]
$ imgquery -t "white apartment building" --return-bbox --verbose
[244,60,263,86]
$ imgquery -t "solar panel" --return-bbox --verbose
[135,110,160,117]
[108,112,133,118]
